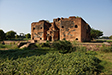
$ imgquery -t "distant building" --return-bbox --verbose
[31,16,91,42]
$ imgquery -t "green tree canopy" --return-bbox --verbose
[6,30,16,40]
[0,29,5,41]
[25,33,31,39]
[15,34,19,39]
[100,36,109,39]
[109,35,112,39]
[90,28,103,39]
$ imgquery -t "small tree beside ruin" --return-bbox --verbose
[25,33,31,39]
[90,28,103,40]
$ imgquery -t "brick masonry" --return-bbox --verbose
[31,16,91,42]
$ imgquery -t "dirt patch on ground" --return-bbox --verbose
[79,42,111,51]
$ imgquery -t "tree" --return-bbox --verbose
[25,33,31,39]
[15,34,19,39]
[6,30,16,40]
[109,35,112,39]
[90,28,103,40]
[0,29,5,41]
[100,36,109,39]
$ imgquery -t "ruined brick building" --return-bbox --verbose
[31,16,91,42]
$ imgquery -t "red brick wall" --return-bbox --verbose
[31,21,51,41]
[31,16,91,42]
[81,19,91,42]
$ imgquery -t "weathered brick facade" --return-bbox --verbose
[31,16,91,42]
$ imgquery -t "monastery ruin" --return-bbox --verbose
[31,16,91,42]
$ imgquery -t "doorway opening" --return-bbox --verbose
[49,36,52,41]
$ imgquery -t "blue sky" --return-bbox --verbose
[0,0,112,36]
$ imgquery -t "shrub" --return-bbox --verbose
[52,40,73,53]
[0,52,101,75]
[46,40,50,43]
[86,51,97,55]
[41,43,50,47]
[0,44,5,48]
[36,43,40,47]
[76,46,87,52]
[100,44,112,52]
[72,40,79,45]
[36,42,50,48]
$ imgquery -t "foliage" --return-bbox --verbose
[15,34,19,39]
[19,33,25,40]
[95,51,112,74]
[0,44,18,50]
[41,43,50,47]
[5,30,16,40]
[90,28,103,40]
[38,40,51,47]
[36,42,50,48]
[109,35,112,39]
[52,40,73,53]
[1,40,112,74]
[106,40,112,43]
[76,46,87,52]
[72,40,79,45]
[0,50,101,75]
[0,44,6,48]
[100,36,109,39]
[45,20,50,23]
[86,51,97,55]
[95,39,112,43]
[0,29,5,41]
[25,33,31,39]
[76,16,81,18]
[100,44,112,52]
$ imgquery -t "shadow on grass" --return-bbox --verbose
[0,48,51,60]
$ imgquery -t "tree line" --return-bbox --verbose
[0,28,111,41]
[0,29,31,41]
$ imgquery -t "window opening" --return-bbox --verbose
[62,26,64,28]
[49,36,52,41]
[76,38,78,40]
[33,28,35,30]
[50,31,52,34]
[75,25,78,28]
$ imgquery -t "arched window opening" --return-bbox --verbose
[33,28,35,30]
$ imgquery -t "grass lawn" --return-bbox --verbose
[0,44,18,50]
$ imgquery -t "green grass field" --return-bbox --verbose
[0,40,112,75]
[95,39,112,43]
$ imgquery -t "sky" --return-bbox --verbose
[0,0,112,36]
